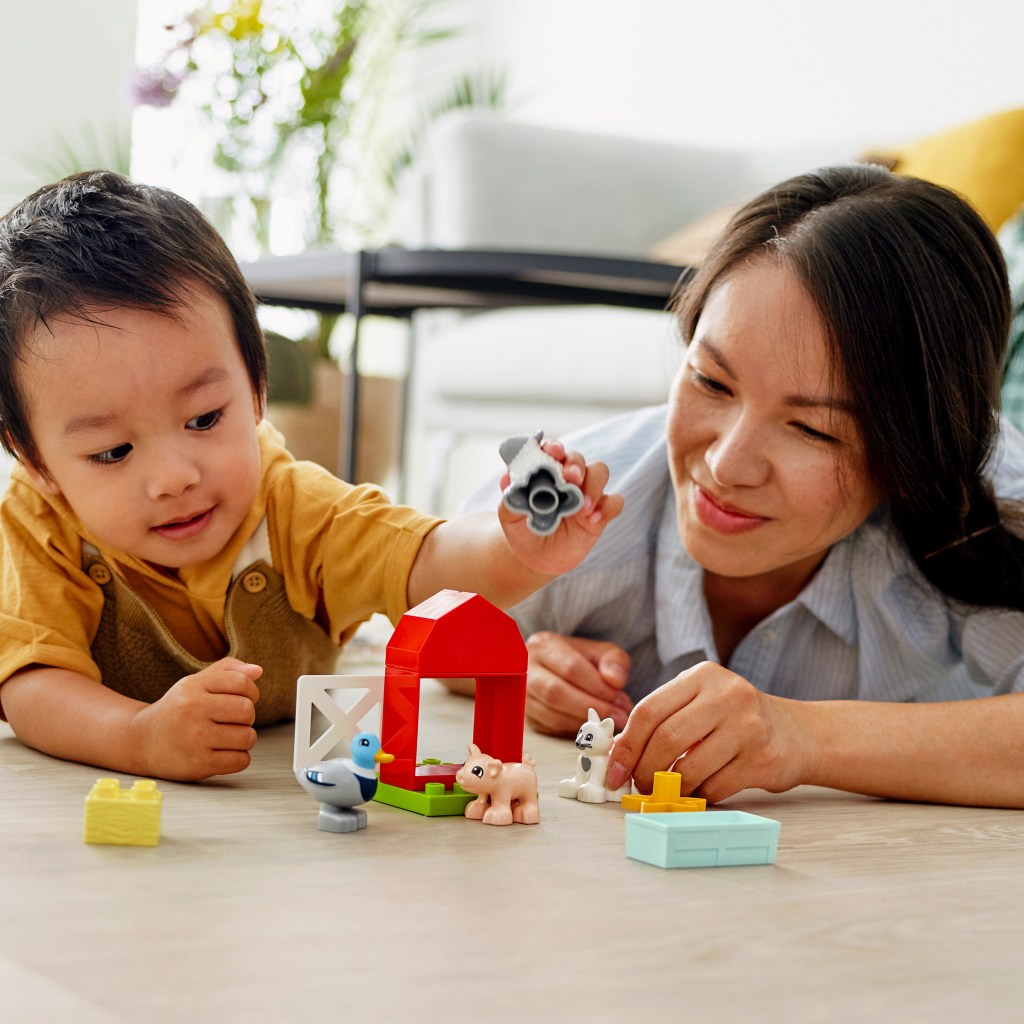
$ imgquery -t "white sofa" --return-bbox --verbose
[396,112,853,513]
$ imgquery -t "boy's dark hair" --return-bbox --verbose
[0,170,267,470]
[676,163,1024,612]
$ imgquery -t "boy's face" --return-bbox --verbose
[17,286,263,570]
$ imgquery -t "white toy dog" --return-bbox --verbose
[558,708,631,803]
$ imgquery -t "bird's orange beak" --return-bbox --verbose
[375,749,395,764]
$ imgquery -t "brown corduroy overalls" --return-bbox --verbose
[82,519,340,726]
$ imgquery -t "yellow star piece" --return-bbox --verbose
[621,771,706,813]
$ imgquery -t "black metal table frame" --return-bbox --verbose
[239,246,690,482]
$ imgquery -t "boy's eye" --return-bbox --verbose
[90,443,132,465]
[187,409,222,431]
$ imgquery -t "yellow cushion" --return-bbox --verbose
[892,108,1024,231]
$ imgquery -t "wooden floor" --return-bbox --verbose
[3,678,1023,1023]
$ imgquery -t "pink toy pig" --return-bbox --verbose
[455,742,541,826]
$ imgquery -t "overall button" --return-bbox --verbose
[88,563,112,585]
[242,571,267,594]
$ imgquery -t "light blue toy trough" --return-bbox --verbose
[625,810,780,869]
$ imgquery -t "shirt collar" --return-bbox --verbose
[654,487,716,665]
[792,526,862,646]
[653,486,865,663]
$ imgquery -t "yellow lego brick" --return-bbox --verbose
[621,771,707,814]
[84,778,163,846]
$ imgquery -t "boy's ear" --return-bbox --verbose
[22,461,61,496]
[3,432,60,495]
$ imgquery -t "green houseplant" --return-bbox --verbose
[136,0,505,479]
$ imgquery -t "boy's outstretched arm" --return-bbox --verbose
[407,441,623,609]
[1,658,261,782]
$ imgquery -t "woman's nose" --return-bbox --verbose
[704,415,770,488]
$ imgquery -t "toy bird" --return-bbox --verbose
[295,732,395,833]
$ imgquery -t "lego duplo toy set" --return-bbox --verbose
[81,435,779,862]
[83,588,779,866]
[289,588,781,869]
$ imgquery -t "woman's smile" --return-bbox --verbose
[691,483,768,534]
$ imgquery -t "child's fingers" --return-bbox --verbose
[591,491,625,526]
[210,656,263,680]
[578,458,611,503]
[200,660,262,702]
[202,749,253,778]
[210,721,259,752]
[574,490,624,535]
[539,438,567,461]
[208,693,258,727]
[539,438,588,486]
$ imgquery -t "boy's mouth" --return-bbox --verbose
[152,508,214,541]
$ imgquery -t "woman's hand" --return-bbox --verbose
[604,660,814,802]
[525,631,633,736]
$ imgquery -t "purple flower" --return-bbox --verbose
[131,65,184,109]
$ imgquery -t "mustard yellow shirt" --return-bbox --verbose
[0,422,441,701]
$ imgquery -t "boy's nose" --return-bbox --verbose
[704,416,770,488]
[146,449,201,500]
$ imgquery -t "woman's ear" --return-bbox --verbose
[253,387,265,424]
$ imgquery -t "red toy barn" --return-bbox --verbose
[379,590,527,792]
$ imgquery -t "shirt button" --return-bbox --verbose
[761,628,777,643]
[241,571,267,594]
[88,563,112,585]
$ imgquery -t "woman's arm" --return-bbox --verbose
[604,662,1024,809]
[796,693,1024,807]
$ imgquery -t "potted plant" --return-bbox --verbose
[134,0,505,482]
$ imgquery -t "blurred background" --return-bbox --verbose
[3,0,1024,511]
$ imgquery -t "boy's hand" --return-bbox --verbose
[129,657,262,782]
[525,632,633,736]
[498,439,623,577]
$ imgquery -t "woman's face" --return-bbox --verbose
[667,257,880,589]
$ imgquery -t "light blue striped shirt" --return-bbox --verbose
[467,406,1024,702]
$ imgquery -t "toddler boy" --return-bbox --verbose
[0,172,622,781]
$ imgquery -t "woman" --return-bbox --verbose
[493,164,1024,808]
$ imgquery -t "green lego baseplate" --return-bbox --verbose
[373,779,475,816]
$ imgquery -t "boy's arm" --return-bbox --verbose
[408,511,553,610]
[407,446,623,610]
[2,659,261,782]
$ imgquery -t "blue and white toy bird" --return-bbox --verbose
[295,732,395,833]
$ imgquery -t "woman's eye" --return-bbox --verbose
[691,370,730,395]
[187,409,222,431]
[795,422,837,443]
[90,443,132,465]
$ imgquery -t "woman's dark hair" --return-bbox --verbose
[675,163,1024,611]
[0,170,266,470]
